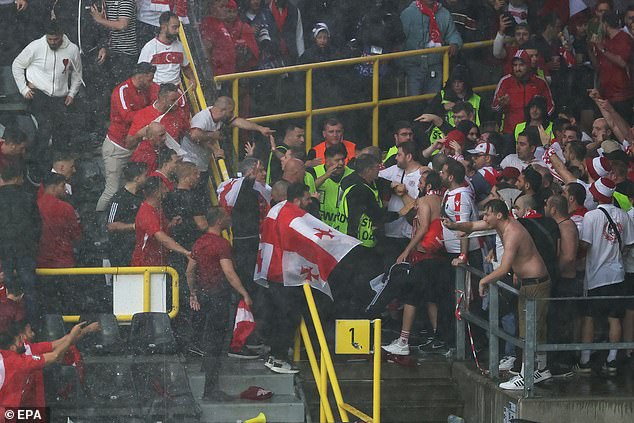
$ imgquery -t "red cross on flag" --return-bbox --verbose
[254,201,361,298]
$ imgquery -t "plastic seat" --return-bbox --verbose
[83,361,138,406]
[78,313,125,355]
[44,364,87,407]
[133,361,200,418]
[39,314,67,342]
[128,312,177,355]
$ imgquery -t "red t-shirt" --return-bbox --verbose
[131,201,169,266]
[128,104,189,143]
[21,342,52,408]
[191,232,232,292]
[200,16,236,76]
[149,171,174,192]
[107,79,155,147]
[599,31,634,102]
[130,140,159,174]
[0,349,46,409]
[36,193,81,268]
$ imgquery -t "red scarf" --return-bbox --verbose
[270,3,289,55]
[415,1,442,45]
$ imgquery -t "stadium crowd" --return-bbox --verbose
[1,0,634,410]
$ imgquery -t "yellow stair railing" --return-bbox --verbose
[214,40,495,155]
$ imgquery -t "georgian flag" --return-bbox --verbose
[230,300,256,352]
[254,201,361,298]
[216,177,272,213]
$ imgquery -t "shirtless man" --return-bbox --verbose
[443,199,553,389]
[383,170,447,355]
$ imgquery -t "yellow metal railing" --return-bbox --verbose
[179,24,230,189]
[35,266,179,323]
[215,40,495,154]
[298,283,382,423]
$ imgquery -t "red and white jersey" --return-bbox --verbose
[442,185,480,254]
[570,206,588,234]
[138,38,189,85]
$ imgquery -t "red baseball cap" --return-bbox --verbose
[512,49,530,64]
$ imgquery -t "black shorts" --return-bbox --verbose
[403,258,452,306]
[582,282,626,319]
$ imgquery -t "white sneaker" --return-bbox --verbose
[265,356,299,374]
[499,369,552,390]
[499,356,516,371]
[381,339,410,356]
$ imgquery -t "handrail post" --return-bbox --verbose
[442,50,450,87]
[306,69,313,152]
[455,266,466,360]
[232,78,240,162]
[372,59,380,148]
[320,350,328,423]
[300,318,335,423]
[523,298,537,398]
[373,319,381,423]
[143,269,151,312]
[303,283,349,422]
[489,282,500,379]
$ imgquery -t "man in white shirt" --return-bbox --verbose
[378,141,422,267]
[500,130,546,171]
[12,22,83,173]
[576,177,634,375]
[138,12,196,88]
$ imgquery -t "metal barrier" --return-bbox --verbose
[214,40,495,154]
[35,266,179,323]
[455,264,634,397]
[294,283,381,423]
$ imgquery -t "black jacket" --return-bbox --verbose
[0,184,41,259]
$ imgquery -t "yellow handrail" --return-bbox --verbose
[214,40,494,152]
[35,266,179,323]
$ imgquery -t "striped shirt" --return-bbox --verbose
[105,0,137,55]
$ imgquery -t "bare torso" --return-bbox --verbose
[499,219,549,280]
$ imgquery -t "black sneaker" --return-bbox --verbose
[573,361,592,374]
[602,360,617,375]
[416,336,435,349]
[187,346,206,357]
[549,363,573,378]
[227,347,260,359]
[419,338,446,353]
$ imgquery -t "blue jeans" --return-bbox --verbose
[406,62,443,96]
[2,255,39,322]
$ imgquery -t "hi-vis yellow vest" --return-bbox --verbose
[339,182,382,248]
[441,90,481,126]
[313,164,353,229]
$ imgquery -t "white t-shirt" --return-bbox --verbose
[180,107,224,171]
[138,37,189,85]
[136,0,169,27]
[378,165,421,238]
[500,154,546,171]
[442,185,480,254]
[581,204,634,290]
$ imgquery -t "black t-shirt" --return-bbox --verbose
[162,188,207,249]
[107,187,142,266]
[518,216,560,280]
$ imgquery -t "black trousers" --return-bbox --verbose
[266,283,303,358]
[196,290,231,393]
[29,92,71,170]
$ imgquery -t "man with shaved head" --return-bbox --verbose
[282,158,305,184]
[130,122,167,174]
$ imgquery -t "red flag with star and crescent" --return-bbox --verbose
[254,201,361,298]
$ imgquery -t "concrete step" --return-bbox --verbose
[199,394,304,423]
[304,379,460,403]
[299,358,452,380]
[188,369,296,397]
[307,401,464,423]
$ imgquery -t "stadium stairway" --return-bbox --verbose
[300,355,464,423]
[186,357,305,423]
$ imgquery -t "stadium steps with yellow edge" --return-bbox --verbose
[186,356,305,423]
[299,356,464,423]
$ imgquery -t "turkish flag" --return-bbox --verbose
[254,201,361,298]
